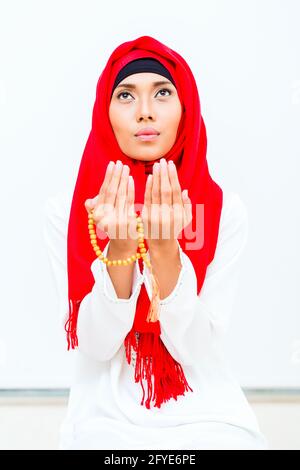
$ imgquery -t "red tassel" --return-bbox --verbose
[125,329,193,409]
[123,251,194,409]
[64,298,81,350]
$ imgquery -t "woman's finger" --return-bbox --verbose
[127,175,137,242]
[151,162,161,240]
[105,160,123,209]
[144,174,152,209]
[143,173,153,239]
[152,162,160,205]
[115,164,129,213]
[168,160,182,206]
[160,158,172,206]
[98,161,115,207]
[182,190,192,226]
[127,175,135,217]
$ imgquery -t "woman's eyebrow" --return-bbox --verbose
[115,80,173,90]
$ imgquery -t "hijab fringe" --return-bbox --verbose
[125,329,193,410]
[124,262,193,409]
[64,298,81,350]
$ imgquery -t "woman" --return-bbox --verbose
[44,35,270,450]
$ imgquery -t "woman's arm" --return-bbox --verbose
[43,192,144,362]
[106,240,138,299]
[142,191,249,367]
[146,240,183,300]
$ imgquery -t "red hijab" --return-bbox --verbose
[66,35,223,409]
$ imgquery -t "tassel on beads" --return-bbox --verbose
[146,259,161,323]
[64,298,81,350]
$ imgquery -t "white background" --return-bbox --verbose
[0,0,299,389]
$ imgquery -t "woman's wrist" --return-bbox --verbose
[147,239,179,259]
[108,238,139,257]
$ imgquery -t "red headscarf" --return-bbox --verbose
[66,35,223,409]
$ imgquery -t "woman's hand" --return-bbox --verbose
[141,158,192,249]
[84,160,139,253]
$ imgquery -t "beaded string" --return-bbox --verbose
[88,209,161,322]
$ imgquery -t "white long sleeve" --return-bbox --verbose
[141,192,249,367]
[76,243,144,362]
[43,192,144,362]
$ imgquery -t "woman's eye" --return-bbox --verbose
[116,88,172,100]
[117,91,132,100]
[156,88,172,97]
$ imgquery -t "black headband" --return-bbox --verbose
[111,58,176,98]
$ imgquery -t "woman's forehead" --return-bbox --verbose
[116,72,175,87]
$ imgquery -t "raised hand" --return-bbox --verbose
[141,157,192,248]
[84,160,139,253]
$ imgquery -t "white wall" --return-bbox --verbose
[0,0,299,389]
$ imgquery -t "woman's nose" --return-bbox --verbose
[136,99,155,120]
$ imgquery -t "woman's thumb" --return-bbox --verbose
[85,196,98,211]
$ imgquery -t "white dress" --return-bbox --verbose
[43,188,270,450]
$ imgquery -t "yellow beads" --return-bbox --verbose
[88,210,149,267]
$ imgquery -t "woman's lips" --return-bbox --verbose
[135,134,160,141]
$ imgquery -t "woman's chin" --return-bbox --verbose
[127,153,162,162]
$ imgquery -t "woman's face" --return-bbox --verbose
[109,72,182,162]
